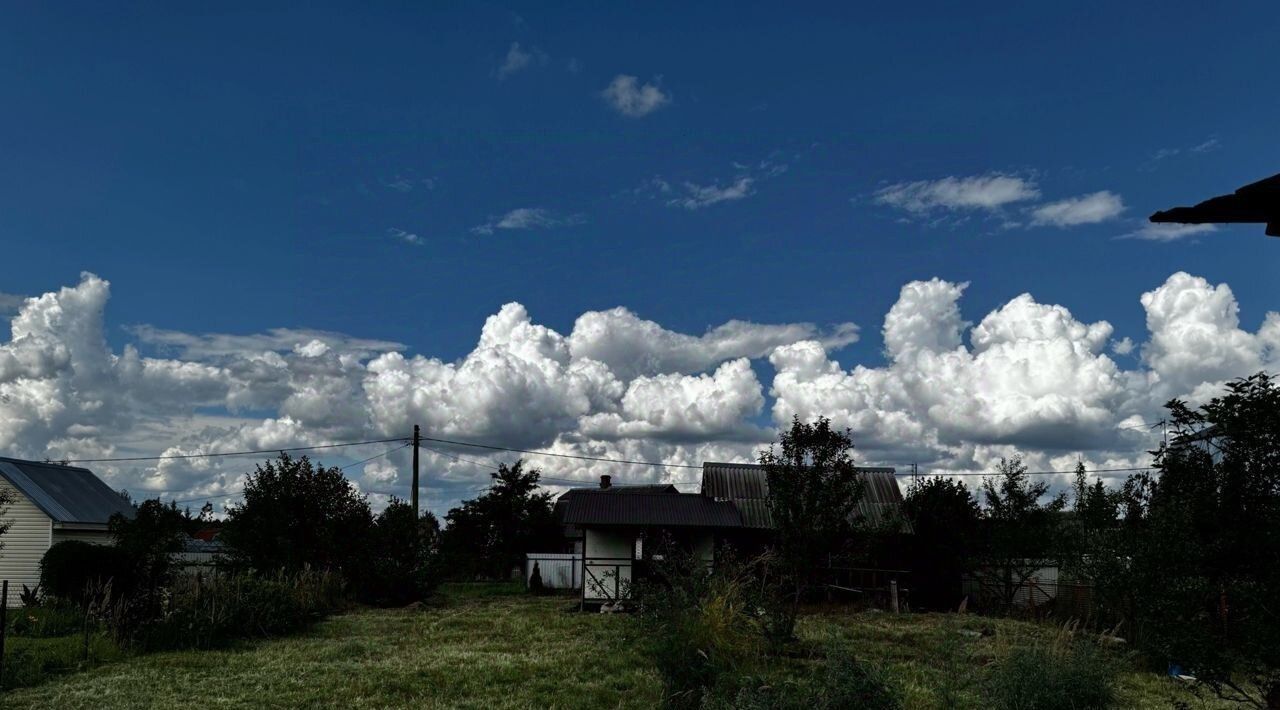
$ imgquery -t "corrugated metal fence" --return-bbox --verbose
[525,553,582,590]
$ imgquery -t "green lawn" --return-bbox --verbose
[0,585,1230,709]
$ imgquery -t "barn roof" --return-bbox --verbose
[559,490,742,528]
[700,461,907,530]
[0,457,136,526]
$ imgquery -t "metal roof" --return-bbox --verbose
[0,457,136,526]
[700,461,907,530]
[559,490,743,528]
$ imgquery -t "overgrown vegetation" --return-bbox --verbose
[1,587,1224,709]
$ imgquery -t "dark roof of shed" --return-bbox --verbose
[0,457,136,525]
[700,461,907,530]
[559,490,743,528]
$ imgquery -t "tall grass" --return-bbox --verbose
[987,621,1118,710]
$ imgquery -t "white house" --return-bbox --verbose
[0,456,136,602]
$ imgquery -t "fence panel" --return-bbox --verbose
[525,553,582,590]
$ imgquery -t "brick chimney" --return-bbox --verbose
[599,475,612,489]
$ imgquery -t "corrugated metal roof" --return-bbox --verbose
[700,461,907,530]
[0,457,135,525]
[560,491,742,528]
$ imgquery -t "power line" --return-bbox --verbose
[905,465,1154,478]
[57,437,410,464]
[169,443,409,506]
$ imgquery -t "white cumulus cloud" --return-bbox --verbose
[1030,191,1126,227]
[601,75,671,118]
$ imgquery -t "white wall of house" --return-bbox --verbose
[583,528,634,601]
[0,483,53,602]
[51,529,112,546]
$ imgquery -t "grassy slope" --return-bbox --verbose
[1,585,1229,709]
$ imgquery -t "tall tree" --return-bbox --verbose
[221,453,373,575]
[438,460,558,580]
[979,455,1067,611]
[903,476,981,609]
[760,416,865,619]
[1128,373,1280,708]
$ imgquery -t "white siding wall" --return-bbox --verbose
[0,484,52,603]
[584,529,634,601]
[51,529,113,546]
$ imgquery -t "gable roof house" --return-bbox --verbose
[0,457,135,601]
[553,464,906,606]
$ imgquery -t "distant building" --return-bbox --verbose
[542,463,906,606]
[0,457,136,600]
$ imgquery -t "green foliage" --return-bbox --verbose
[903,476,981,609]
[0,484,12,549]
[1123,373,1280,706]
[39,540,135,604]
[109,498,198,598]
[6,603,84,638]
[104,569,346,651]
[0,633,122,691]
[977,456,1068,611]
[759,416,865,631]
[360,498,440,606]
[987,629,1116,710]
[528,560,546,595]
[635,547,785,709]
[702,653,902,710]
[220,453,374,576]
[437,460,559,580]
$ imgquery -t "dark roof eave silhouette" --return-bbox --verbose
[1149,173,1280,237]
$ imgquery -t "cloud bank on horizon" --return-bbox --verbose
[0,271,1275,515]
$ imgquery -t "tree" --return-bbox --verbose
[978,456,1067,611]
[760,416,866,622]
[361,497,440,606]
[903,476,981,609]
[437,460,559,580]
[109,498,201,599]
[221,453,374,576]
[1127,373,1280,708]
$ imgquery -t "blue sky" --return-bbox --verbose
[1,3,1277,512]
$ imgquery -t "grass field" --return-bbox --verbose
[0,584,1230,709]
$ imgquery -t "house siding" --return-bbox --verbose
[583,529,634,602]
[51,529,113,546]
[0,482,53,603]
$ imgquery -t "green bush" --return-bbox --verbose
[103,569,346,651]
[635,548,785,709]
[6,603,85,638]
[39,541,135,604]
[701,653,901,710]
[988,633,1116,710]
[0,634,122,690]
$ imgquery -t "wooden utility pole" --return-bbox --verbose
[411,425,421,518]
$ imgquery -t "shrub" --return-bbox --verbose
[103,569,346,651]
[988,629,1116,710]
[6,603,85,638]
[636,547,786,709]
[701,653,901,710]
[359,498,439,607]
[528,561,545,595]
[39,541,135,604]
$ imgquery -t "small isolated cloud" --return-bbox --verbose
[601,75,671,118]
[670,177,755,210]
[1111,337,1135,356]
[1120,223,1218,242]
[387,228,423,245]
[1190,137,1221,153]
[567,58,582,74]
[1030,191,1126,227]
[496,42,546,80]
[873,174,1040,216]
[471,208,585,235]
